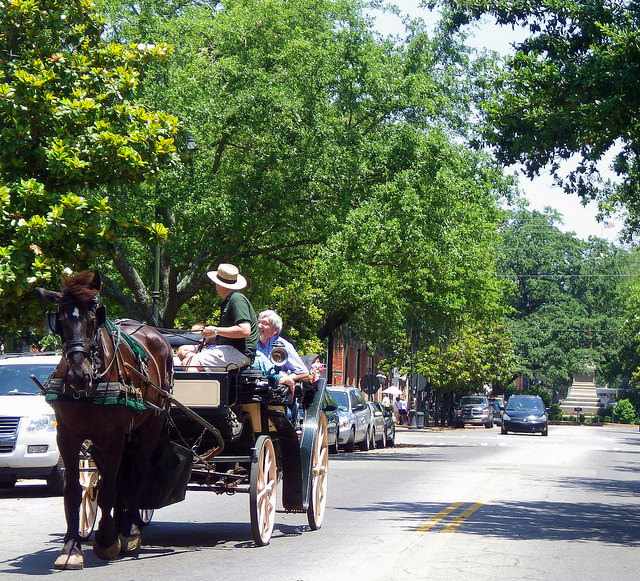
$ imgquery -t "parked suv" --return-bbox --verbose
[326,386,375,451]
[0,353,63,493]
[454,395,493,428]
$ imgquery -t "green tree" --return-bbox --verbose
[500,205,630,394]
[416,321,517,395]
[0,0,177,327]
[434,0,640,234]
[613,398,637,424]
[81,0,507,336]
[315,131,513,358]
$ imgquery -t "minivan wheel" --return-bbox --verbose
[485,421,492,429]
[542,426,549,436]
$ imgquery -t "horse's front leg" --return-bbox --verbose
[92,434,126,560]
[53,428,84,570]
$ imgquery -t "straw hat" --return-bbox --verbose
[206,263,247,290]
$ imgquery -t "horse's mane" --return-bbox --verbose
[61,271,99,306]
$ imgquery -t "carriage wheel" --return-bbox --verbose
[138,509,154,527]
[307,413,329,531]
[250,435,278,546]
[78,441,100,541]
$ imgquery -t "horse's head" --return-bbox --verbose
[36,271,106,392]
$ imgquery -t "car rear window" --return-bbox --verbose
[459,396,486,405]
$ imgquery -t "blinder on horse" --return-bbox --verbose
[48,303,106,347]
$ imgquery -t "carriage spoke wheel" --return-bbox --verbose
[250,436,278,546]
[307,414,329,530]
[78,441,100,541]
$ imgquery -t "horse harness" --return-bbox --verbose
[47,318,162,412]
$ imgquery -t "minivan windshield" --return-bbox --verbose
[0,364,56,395]
[459,396,486,406]
[506,397,544,413]
[328,390,349,412]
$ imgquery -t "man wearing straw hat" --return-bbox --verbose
[185,263,259,370]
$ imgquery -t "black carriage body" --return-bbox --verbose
[169,367,326,513]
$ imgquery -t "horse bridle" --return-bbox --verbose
[49,301,107,396]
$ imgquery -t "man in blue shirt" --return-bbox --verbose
[257,310,309,396]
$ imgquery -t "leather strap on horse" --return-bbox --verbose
[105,319,149,363]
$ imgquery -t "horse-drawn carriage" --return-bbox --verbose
[78,345,330,546]
[35,272,329,570]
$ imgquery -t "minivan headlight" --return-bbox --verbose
[27,414,57,432]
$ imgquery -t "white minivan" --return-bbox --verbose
[0,353,63,493]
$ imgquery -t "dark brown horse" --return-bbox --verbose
[36,271,173,570]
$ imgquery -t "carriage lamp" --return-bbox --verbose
[27,414,57,432]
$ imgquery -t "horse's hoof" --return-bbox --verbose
[119,532,142,555]
[93,537,121,560]
[54,540,84,570]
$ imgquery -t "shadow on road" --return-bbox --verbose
[337,500,640,545]
[144,520,305,549]
[558,476,640,496]
[0,520,307,575]
[0,484,59,499]
[0,533,70,576]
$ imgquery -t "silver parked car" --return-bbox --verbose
[327,386,375,451]
[368,402,394,447]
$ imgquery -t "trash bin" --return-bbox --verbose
[409,410,417,427]
[416,412,425,428]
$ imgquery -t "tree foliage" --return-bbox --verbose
[0,0,177,326]
[434,0,640,235]
[72,0,512,340]
[500,205,630,392]
[613,398,637,424]
[415,320,517,394]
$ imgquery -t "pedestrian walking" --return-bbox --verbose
[396,396,409,425]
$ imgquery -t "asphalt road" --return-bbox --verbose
[1,424,639,580]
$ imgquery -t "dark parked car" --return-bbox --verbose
[501,395,548,436]
[454,395,493,428]
[368,402,395,447]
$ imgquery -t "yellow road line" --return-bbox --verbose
[417,502,464,533]
[441,502,484,533]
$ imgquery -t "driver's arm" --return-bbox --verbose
[203,322,251,340]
